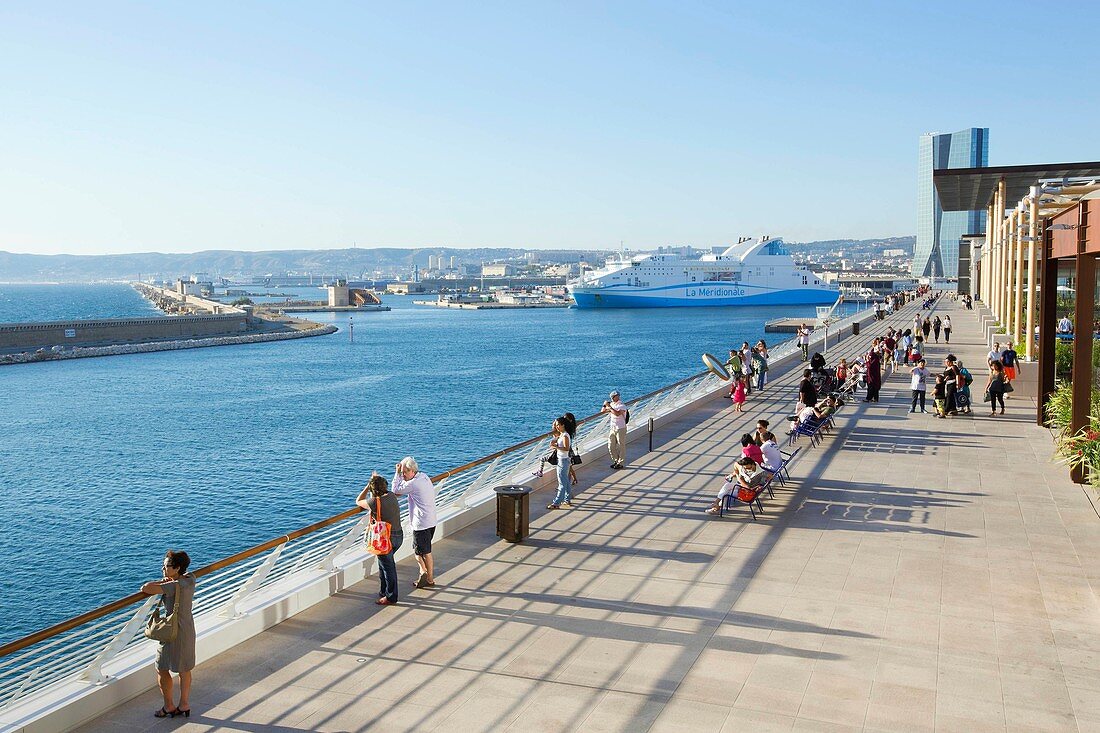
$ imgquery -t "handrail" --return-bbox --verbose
[0,368,708,660]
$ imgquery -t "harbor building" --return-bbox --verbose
[914,127,989,279]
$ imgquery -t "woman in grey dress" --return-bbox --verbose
[142,549,196,718]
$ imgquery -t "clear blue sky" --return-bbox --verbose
[2,1,1098,255]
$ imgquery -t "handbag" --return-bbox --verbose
[737,485,760,503]
[983,390,992,402]
[570,448,582,466]
[1003,381,1014,393]
[543,450,558,466]
[144,580,181,643]
[365,497,393,556]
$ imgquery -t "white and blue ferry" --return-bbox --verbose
[567,236,837,308]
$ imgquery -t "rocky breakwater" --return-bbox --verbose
[0,323,338,366]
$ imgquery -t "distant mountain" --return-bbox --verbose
[0,247,545,282]
[0,237,915,282]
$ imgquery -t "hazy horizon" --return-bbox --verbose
[2,2,1098,256]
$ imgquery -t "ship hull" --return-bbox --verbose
[570,285,838,309]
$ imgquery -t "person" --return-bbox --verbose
[914,313,923,333]
[602,391,628,469]
[392,456,438,589]
[796,395,839,428]
[562,412,579,487]
[911,334,924,363]
[752,344,768,390]
[1000,341,1018,389]
[943,315,952,343]
[883,331,896,370]
[705,457,764,515]
[863,349,881,403]
[753,419,770,446]
[898,329,912,364]
[740,433,763,464]
[835,358,848,386]
[1058,314,1073,334]
[356,473,403,605]
[942,356,962,416]
[932,374,947,418]
[922,317,932,341]
[142,550,195,719]
[740,341,754,394]
[987,341,1004,367]
[731,375,746,412]
[797,323,811,361]
[546,417,573,509]
[932,316,942,343]
[909,358,929,413]
[725,348,743,388]
[986,361,1007,416]
[759,431,784,476]
[797,369,818,411]
[810,351,827,373]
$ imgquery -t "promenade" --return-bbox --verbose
[77,300,1100,733]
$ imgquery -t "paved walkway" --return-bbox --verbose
[79,299,1100,733]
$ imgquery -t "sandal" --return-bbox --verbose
[154,707,177,718]
[546,503,560,510]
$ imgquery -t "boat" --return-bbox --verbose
[567,236,838,308]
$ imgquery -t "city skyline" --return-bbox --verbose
[2,2,1099,256]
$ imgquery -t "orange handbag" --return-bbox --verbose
[365,498,393,556]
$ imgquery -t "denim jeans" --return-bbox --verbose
[377,533,403,603]
[756,371,766,390]
[554,458,572,505]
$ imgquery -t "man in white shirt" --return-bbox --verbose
[392,456,438,589]
[1058,315,1073,334]
[987,342,1005,366]
[797,324,811,361]
[602,390,628,469]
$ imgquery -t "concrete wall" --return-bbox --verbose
[0,315,250,350]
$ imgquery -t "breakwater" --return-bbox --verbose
[0,322,338,365]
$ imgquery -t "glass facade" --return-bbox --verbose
[914,128,989,278]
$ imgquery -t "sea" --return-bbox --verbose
[0,282,858,644]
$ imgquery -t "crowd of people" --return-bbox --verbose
[137,286,1027,719]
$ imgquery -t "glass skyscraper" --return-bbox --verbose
[914,128,988,279]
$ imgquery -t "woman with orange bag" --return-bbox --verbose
[357,473,404,605]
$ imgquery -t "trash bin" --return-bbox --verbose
[852,321,860,336]
[494,484,533,543]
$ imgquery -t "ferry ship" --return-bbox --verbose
[567,236,838,308]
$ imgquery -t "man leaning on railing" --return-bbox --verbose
[392,457,438,590]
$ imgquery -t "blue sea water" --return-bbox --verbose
[0,287,857,644]
[0,283,162,323]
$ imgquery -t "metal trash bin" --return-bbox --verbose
[494,484,533,543]
[852,321,860,336]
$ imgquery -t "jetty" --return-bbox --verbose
[4,292,1099,732]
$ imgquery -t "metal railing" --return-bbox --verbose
[0,301,883,713]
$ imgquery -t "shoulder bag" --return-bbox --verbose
[144,580,181,643]
[365,496,393,556]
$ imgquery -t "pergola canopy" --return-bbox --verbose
[934,162,1100,212]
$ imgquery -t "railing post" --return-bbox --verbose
[219,543,286,619]
[80,596,160,684]
[455,455,503,508]
[317,514,372,572]
[505,441,549,483]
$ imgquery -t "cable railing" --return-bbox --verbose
[0,299,886,715]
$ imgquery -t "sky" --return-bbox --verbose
[2,1,1098,256]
